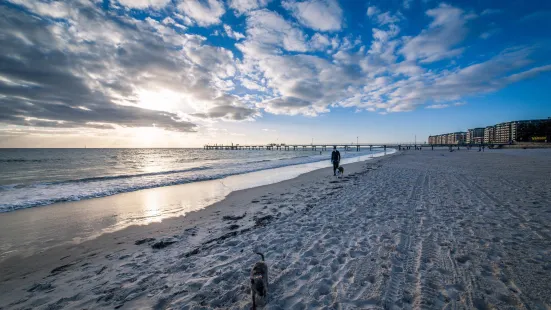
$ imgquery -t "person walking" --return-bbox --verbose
[331,146,341,176]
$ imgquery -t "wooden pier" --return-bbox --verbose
[204,143,505,151]
[203,143,424,152]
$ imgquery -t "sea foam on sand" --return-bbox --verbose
[1,149,551,309]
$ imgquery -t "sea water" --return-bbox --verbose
[0,148,384,212]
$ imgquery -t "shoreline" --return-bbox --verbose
[0,149,393,262]
[0,152,395,272]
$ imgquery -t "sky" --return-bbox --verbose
[0,0,550,147]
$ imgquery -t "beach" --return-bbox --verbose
[1,148,551,309]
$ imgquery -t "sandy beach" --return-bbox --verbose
[1,148,551,309]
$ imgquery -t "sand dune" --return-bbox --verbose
[1,149,551,309]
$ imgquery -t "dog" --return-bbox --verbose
[250,252,268,309]
[337,166,344,177]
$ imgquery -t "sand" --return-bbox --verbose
[1,148,551,309]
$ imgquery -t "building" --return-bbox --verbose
[428,132,466,145]
[484,126,495,144]
[467,128,485,144]
[429,117,550,146]
[494,122,513,143]
[513,119,551,142]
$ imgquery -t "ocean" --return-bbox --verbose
[0,148,384,213]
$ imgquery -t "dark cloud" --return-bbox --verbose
[0,3,235,132]
[193,105,258,120]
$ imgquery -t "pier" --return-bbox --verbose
[203,143,425,152]
[203,143,502,151]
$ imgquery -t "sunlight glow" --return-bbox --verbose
[136,89,185,113]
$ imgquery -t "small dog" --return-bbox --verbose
[337,166,344,177]
[251,252,268,309]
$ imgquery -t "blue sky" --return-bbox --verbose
[0,0,550,147]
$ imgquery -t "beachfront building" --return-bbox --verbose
[428,132,466,145]
[430,118,550,146]
[494,122,513,143]
[513,118,551,142]
[484,126,495,144]
[467,128,485,144]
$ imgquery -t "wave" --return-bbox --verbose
[14,166,214,188]
[0,158,62,163]
[0,149,389,213]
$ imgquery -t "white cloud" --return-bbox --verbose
[223,24,245,40]
[426,103,449,109]
[403,0,413,9]
[2,0,550,133]
[373,11,401,26]
[229,0,272,14]
[481,9,502,16]
[241,78,266,91]
[117,0,171,9]
[505,65,551,83]
[400,4,473,63]
[480,28,500,39]
[426,101,465,109]
[178,0,225,26]
[283,0,343,32]
[309,33,331,50]
[8,0,71,18]
[366,6,380,17]
[238,9,309,54]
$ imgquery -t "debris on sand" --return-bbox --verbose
[151,237,179,249]
[254,215,273,226]
[134,237,156,245]
[222,213,247,221]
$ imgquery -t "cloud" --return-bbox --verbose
[309,33,332,50]
[367,6,380,17]
[480,28,500,39]
[117,0,171,9]
[192,105,259,121]
[283,0,343,32]
[426,103,449,109]
[505,65,551,83]
[426,101,465,109]
[481,9,502,16]
[400,4,473,63]
[0,1,258,132]
[229,0,272,14]
[178,0,225,26]
[2,0,550,136]
[7,0,72,18]
[238,9,309,54]
[223,24,245,40]
[370,11,402,26]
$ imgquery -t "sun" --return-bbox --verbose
[136,88,183,113]
[133,126,164,147]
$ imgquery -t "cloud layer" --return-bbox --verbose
[1,0,550,134]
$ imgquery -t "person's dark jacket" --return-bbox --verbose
[331,150,341,163]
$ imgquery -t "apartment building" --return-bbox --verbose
[428,132,466,145]
[494,122,513,143]
[484,126,495,144]
[431,118,549,145]
[467,128,485,144]
[514,119,551,142]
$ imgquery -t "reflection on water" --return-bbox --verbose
[143,190,162,225]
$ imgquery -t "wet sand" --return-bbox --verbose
[1,148,550,309]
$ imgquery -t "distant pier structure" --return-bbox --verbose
[203,143,423,152]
